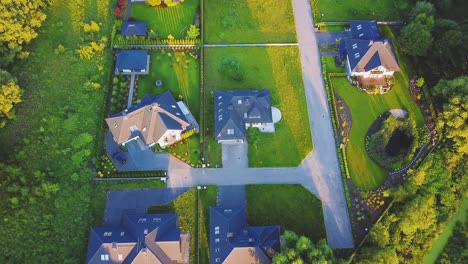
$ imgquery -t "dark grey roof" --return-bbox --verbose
[86,213,183,263]
[214,90,273,141]
[349,20,381,40]
[115,50,148,71]
[121,21,147,36]
[111,91,188,124]
[344,38,373,71]
[209,206,280,264]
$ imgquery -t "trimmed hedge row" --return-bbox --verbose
[114,35,200,46]
[102,170,167,178]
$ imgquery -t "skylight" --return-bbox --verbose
[357,24,362,30]
[359,33,364,37]
[352,43,358,49]
[354,53,360,58]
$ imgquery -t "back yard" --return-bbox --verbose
[205,0,296,43]
[130,0,199,39]
[137,51,201,165]
[204,46,312,167]
[314,0,405,22]
[246,185,325,242]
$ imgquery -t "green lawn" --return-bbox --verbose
[314,0,404,22]
[330,75,424,190]
[147,188,197,264]
[130,0,199,39]
[204,47,312,167]
[138,51,201,165]
[205,0,296,43]
[198,186,218,264]
[246,185,325,242]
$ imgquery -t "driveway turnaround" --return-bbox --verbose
[103,187,189,227]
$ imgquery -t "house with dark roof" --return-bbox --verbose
[106,91,199,148]
[86,213,190,264]
[340,20,400,93]
[114,50,150,75]
[210,206,280,264]
[121,21,147,37]
[214,90,281,144]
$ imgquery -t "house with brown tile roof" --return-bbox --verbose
[105,91,199,148]
[340,20,400,93]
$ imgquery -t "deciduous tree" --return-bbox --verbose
[0,70,22,128]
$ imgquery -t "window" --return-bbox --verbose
[218,96,222,99]
[215,238,220,243]
[224,209,232,213]
[101,254,109,261]
[238,99,242,104]
[120,232,125,236]
[352,43,357,49]
[171,105,176,108]
[113,122,118,128]
[357,24,362,30]
[104,232,112,237]
[215,258,221,262]
[215,248,220,252]
[118,254,123,261]
[112,242,117,249]
[243,113,247,118]
[144,229,148,234]
[227,129,234,135]
[359,33,364,37]
[153,218,161,222]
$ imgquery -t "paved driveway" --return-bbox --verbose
[221,142,248,169]
[315,31,350,45]
[103,187,189,226]
[217,185,246,208]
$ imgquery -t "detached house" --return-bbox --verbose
[114,50,150,75]
[210,206,280,264]
[86,213,190,264]
[214,90,281,144]
[105,91,199,148]
[340,20,400,93]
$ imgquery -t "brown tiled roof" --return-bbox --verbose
[105,104,190,145]
[223,247,271,264]
[355,41,400,72]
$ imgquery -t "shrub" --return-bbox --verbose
[218,55,243,81]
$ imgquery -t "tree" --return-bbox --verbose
[0,0,48,67]
[400,3,435,56]
[273,231,346,264]
[432,77,468,156]
[146,0,162,6]
[415,77,425,87]
[0,70,22,128]
[409,1,435,20]
[186,25,200,39]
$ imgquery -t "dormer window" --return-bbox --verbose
[113,122,118,128]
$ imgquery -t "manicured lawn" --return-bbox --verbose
[204,47,312,167]
[138,51,201,165]
[205,0,296,43]
[314,0,403,22]
[147,188,197,264]
[130,0,199,39]
[198,186,218,264]
[246,185,325,242]
[329,74,424,190]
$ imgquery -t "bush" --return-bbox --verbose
[217,55,243,81]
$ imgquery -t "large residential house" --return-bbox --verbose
[106,91,199,148]
[210,206,280,264]
[114,50,150,75]
[340,20,400,93]
[214,90,275,144]
[86,213,190,264]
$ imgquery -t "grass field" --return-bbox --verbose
[204,46,312,167]
[137,51,201,165]
[314,0,404,22]
[198,186,218,264]
[246,185,325,241]
[325,57,424,190]
[205,0,296,43]
[130,0,199,39]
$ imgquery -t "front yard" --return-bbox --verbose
[324,54,424,190]
[130,0,200,39]
[205,0,296,43]
[204,46,312,167]
[246,185,325,242]
[314,0,405,22]
[137,51,201,166]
